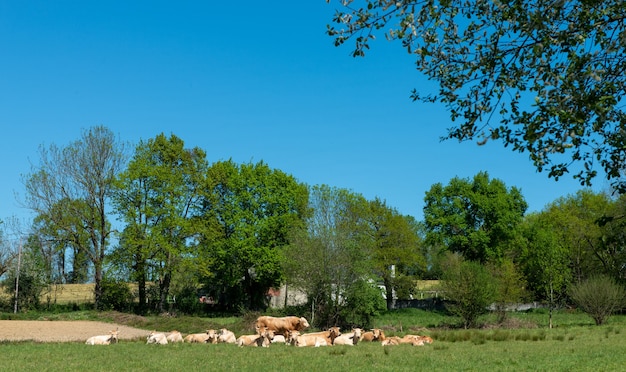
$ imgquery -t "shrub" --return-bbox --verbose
[569,275,626,325]
[98,277,134,311]
[4,271,45,311]
[339,279,387,328]
[441,254,496,328]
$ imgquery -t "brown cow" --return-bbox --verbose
[401,334,433,345]
[360,328,386,342]
[255,316,310,336]
[382,334,433,346]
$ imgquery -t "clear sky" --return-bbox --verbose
[0,1,607,228]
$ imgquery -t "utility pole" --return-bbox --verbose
[13,238,22,314]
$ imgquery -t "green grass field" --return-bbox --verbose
[2,326,625,371]
[2,308,626,371]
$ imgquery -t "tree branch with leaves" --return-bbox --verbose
[327,0,626,191]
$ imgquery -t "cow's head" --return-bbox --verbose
[298,317,310,329]
[109,329,119,344]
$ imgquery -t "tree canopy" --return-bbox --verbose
[23,126,127,308]
[423,171,527,263]
[327,0,626,191]
[199,159,309,311]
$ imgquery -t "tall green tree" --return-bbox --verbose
[31,200,90,284]
[368,198,425,310]
[519,213,570,328]
[111,133,207,313]
[198,160,308,311]
[285,185,375,327]
[23,126,127,308]
[595,194,626,283]
[327,1,626,191]
[543,190,609,282]
[423,172,527,263]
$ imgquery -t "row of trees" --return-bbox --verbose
[1,127,421,323]
[2,126,626,328]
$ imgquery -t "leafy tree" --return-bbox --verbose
[31,202,90,284]
[519,213,570,328]
[488,259,527,324]
[569,275,626,326]
[339,278,386,328]
[423,171,527,263]
[441,253,496,329]
[285,185,372,327]
[198,160,309,311]
[111,133,207,313]
[23,126,127,309]
[543,190,610,282]
[98,277,134,312]
[0,220,17,280]
[327,1,626,191]
[368,198,425,310]
[595,194,626,283]
[4,235,50,311]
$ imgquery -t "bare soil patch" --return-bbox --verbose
[0,320,150,343]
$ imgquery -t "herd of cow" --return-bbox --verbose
[85,315,433,347]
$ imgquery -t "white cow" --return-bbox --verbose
[86,329,119,345]
[217,328,237,344]
[147,331,168,345]
[333,328,363,345]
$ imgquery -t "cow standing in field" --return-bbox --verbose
[254,316,310,337]
[86,329,119,345]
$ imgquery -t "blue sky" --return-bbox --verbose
[0,1,607,227]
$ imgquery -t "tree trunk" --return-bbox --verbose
[158,272,171,313]
[135,255,147,315]
[384,277,395,310]
[93,263,103,310]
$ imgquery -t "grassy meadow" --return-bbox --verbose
[2,308,626,371]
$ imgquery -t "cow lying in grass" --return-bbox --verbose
[290,326,341,347]
[217,328,237,344]
[86,329,119,345]
[184,329,218,343]
[166,330,184,343]
[360,328,386,342]
[381,334,433,346]
[237,327,274,347]
[290,331,328,347]
[147,331,168,345]
[333,328,363,345]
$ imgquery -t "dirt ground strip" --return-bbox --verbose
[0,320,150,343]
